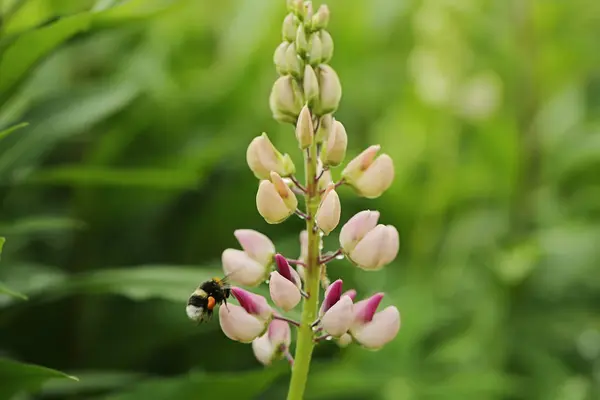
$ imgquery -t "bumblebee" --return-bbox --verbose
[186,276,231,323]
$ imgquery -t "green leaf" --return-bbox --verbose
[0,122,28,140]
[103,367,286,400]
[49,265,223,302]
[41,371,144,397]
[0,280,28,300]
[0,13,92,99]
[0,238,26,300]
[0,357,78,399]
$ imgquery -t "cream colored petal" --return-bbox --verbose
[321,296,354,337]
[339,210,380,253]
[234,229,275,266]
[256,180,294,224]
[269,271,301,311]
[349,225,388,270]
[353,154,394,199]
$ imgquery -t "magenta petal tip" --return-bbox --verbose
[321,279,344,313]
[274,253,296,284]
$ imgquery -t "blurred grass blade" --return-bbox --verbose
[50,265,223,302]
[41,371,144,397]
[0,358,78,399]
[0,13,92,101]
[0,122,28,140]
[103,367,286,400]
[0,237,27,299]
[0,280,28,300]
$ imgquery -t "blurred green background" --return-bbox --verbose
[1,0,600,399]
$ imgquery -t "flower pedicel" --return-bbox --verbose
[186,2,401,399]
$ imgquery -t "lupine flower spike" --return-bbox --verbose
[186,2,401,399]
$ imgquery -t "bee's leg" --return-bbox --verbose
[223,297,230,312]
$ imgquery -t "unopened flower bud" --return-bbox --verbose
[287,0,304,17]
[295,105,314,149]
[317,167,332,193]
[339,210,380,253]
[222,229,275,286]
[339,210,399,270]
[256,171,298,224]
[341,145,395,198]
[219,288,273,343]
[337,333,353,347]
[308,32,322,66]
[320,119,347,167]
[319,30,334,63]
[315,113,333,143]
[252,333,274,365]
[349,224,400,271]
[246,133,295,180]
[304,1,314,21]
[252,318,291,365]
[315,64,342,116]
[274,42,290,75]
[315,183,341,235]
[282,13,298,42]
[269,271,301,311]
[321,295,353,338]
[350,293,400,350]
[303,65,319,105]
[311,4,330,30]
[295,25,308,57]
[285,42,303,78]
[269,75,304,123]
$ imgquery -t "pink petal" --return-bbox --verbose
[251,333,275,365]
[222,249,266,286]
[274,254,296,284]
[268,317,291,348]
[353,292,384,324]
[219,304,267,343]
[269,271,301,311]
[320,279,343,314]
[231,287,272,320]
[351,306,400,349]
[321,296,354,337]
[234,229,275,266]
[339,210,380,253]
[342,289,357,301]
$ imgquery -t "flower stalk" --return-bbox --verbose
[286,123,321,400]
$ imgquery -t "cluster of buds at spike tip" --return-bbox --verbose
[187,0,402,378]
[270,0,341,124]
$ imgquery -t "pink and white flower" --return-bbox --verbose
[269,254,302,311]
[252,318,291,365]
[219,288,273,343]
[222,229,275,286]
[349,293,400,350]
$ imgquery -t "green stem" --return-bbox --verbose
[286,139,321,400]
